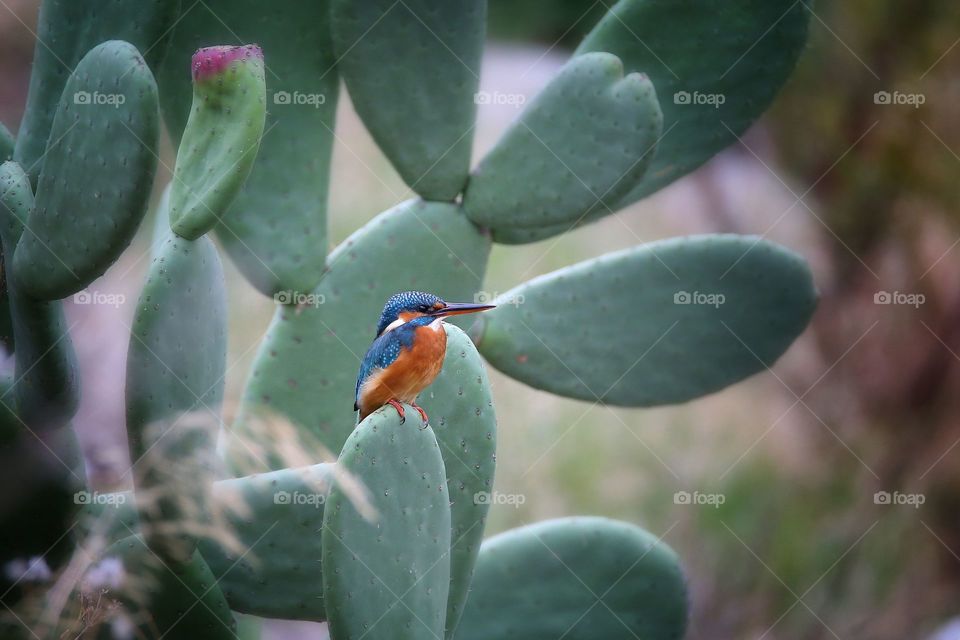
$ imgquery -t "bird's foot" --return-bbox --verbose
[387,399,406,423]
[412,403,429,429]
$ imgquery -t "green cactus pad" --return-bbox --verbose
[0,162,30,255]
[126,233,226,561]
[150,182,173,258]
[0,146,15,351]
[0,123,12,162]
[322,410,451,640]
[0,161,78,427]
[168,45,266,240]
[464,52,662,230]
[159,0,340,295]
[12,40,160,300]
[13,0,176,186]
[418,325,497,639]
[330,0,484,201]
[126,233,227,454]
[96,536,237,639]
[198,463,334,621]
[135,414,219,565]
[224,199,490,469]
[498,0,811,243]
[475,235,816,406]
[457,517,688,640]
[81,464,335,621]
[581,0,810,207]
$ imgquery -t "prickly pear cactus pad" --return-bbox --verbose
[198,463,335,621]
[158,0,340,295]
[330,0,484,201]
[134,416,220,565]
[322,410,451,640]
[474,235,817,406]
[126,233,227,458]
[13,40,160,300]
[457,517,688,640]
[580,0,811,209]
[77,464,336,621]
[168,45,266,240]
[90,536,237,639]
[419,324,497,638]
[464,52,662,231]
[497,0,812,244]
[0,161,79,427]
[13,0,177,186]
[225,199,490,468]
[0,123,13,161]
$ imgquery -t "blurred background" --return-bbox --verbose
[3,0,960,638]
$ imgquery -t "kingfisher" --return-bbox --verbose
[354,291,494,426]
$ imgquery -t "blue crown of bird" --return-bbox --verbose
[355,291,495,425]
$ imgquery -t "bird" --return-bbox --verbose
[354,291,495,426]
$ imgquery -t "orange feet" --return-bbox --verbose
[387,398,406,423]
[385,399,428,428]
[411,402,429,429]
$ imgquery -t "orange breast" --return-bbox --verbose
[359,324,447,418]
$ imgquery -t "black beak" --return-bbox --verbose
[429,301,496,318]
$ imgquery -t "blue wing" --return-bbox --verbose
[354,328,410,410]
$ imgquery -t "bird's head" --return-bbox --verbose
[375,291,495,336]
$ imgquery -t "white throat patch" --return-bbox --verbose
[382,317,406,334]
[382,316,445,334]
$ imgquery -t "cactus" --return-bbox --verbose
[330,0,485,201]
[0,123,13,161]
[457,517,689,640]
[323,409,452,639]
[464,52,663,230]
[13,0,177,187]
[157,0,340,295]
[167,45,266,239]
[1,1,816,638]
[13,40,160,300]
